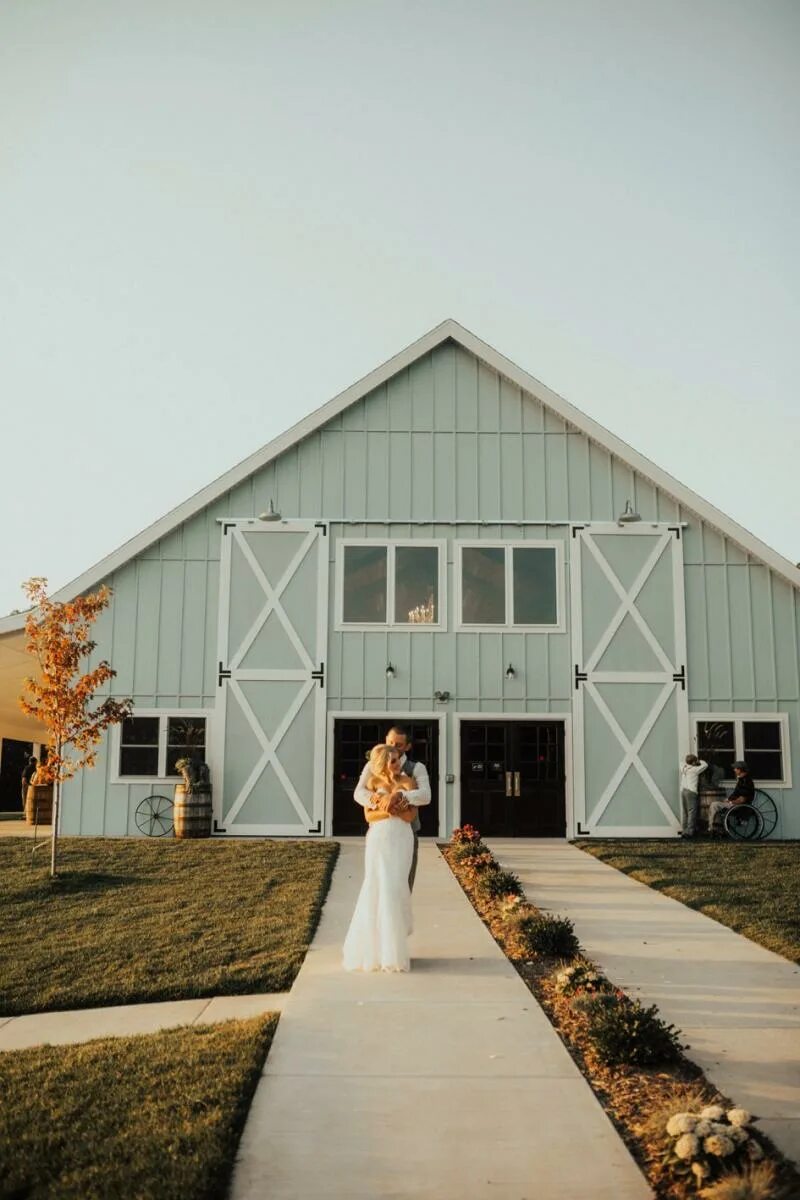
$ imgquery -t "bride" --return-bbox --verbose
[342,744,417,972]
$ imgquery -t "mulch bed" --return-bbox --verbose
[442,843,800,1200]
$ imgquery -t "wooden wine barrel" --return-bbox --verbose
[174,783,212,839]
[25,784,53,825]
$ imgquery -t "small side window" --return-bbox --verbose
[743,721,783,781]
[166,718,207,776]
[119,717,160,777]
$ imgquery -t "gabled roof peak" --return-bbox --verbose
[1,319,797,632]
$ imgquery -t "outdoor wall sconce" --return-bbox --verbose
[385,663,396,680]
[617,500,641,525]
[505,663,516,680]
[258,498,282,522]
[433,690,451,702]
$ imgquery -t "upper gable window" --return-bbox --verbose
[457,541,562,630]
[339,541,445,629]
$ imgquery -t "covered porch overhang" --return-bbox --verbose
[0,630,47,744]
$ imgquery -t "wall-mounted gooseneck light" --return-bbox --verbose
[385,663,396,680]
[505,663,516,680]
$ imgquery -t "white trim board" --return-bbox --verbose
[325,710,447,840]
[452,712,573,839]
[3,318,797,635]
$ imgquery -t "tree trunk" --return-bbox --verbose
[50,741,61,878]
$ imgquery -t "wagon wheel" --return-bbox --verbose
[752,788,778,838]
[724,803,764,842]
[135,793,174,837]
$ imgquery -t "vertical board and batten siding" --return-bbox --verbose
[60,340,800,837]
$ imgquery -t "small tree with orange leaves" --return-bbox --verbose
[19,577,133,877]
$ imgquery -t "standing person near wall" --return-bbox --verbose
[679,754,707,838]
[20,755,37,806]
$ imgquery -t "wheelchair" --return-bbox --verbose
[708,788,777,841]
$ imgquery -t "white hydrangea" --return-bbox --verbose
[746,1139,764,1161]
[691,1161,710,1180]
[693,1119,713,1137]
[704,1134,735,1157]
[730,1126,748,1145]
[674,1133,700,1160]
[700,1105,726,1121]
[666,1113,698,1136]
[727,1107,751,1127]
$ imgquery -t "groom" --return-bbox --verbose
[354,724,432,891]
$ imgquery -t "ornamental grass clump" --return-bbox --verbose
[514,912,580,959]
[659,1106,769,1193]
[570,991,618,1018]
[585,994,685,1066]
[698,1162,778,1200]
[476,868,524,901]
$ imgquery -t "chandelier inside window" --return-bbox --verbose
[407,596,436,624]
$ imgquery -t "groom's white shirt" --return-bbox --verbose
[354,754,432,811]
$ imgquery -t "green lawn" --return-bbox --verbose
[579,840,800,963]
[0,837,338,1016]
[0,1016,276,1200]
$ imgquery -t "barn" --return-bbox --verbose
[1,320,798,840]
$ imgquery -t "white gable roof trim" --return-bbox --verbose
[1,319,797,635]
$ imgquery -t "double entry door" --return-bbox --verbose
[332,718,440,837]
[460,721,566,837]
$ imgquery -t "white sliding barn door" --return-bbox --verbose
[213,520,328,836]
[571,524,688,837]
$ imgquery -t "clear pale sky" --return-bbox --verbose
[1,0,798,615]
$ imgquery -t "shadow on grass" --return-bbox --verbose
[14,872,138,901]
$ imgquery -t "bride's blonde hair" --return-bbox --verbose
[366,744,410,793]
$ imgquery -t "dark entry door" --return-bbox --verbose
[460,721,566,837]
[0,738,34,813]
[332,719,439,836]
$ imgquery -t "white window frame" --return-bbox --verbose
[691,712,792,788]
[335,539,447,632]
[110,709,212,784]
[455,539,565,632]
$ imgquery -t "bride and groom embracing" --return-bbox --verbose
[342,725,431,973]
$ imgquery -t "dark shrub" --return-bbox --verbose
[516,913,580,959]
[476,868,524,900]
[586,997,685,1066]
[449,839,489,864]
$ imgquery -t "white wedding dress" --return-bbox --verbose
[342,816,414,972]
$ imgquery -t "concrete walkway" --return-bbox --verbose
[0,992,289,1052]
[229,840,650,1200]
[487,839,800,1168]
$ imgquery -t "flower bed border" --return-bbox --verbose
[441,831,800,1200]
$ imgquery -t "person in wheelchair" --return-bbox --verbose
[707,761,755,833]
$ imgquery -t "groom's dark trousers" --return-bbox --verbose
[409,828,419,892]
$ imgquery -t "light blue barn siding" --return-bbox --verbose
[62,341,800,838]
